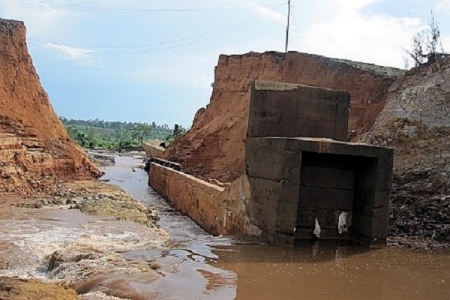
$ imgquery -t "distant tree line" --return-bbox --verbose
[59,117,187,151]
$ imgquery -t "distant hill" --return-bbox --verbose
[60,117,182,150]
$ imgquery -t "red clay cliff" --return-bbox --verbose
[0,18,101,194]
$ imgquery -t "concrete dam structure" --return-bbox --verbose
[149,80,393,247]
[246,81,393,246]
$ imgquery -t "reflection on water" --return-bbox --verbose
[213,242,450,300]
[108,156,450,300]
[99,156,237,299]
[119,248,237,300]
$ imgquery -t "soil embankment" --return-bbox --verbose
[0,18,101,195]
[359,57,450,247]
[164,52,402,183]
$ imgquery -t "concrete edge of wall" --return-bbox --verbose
[148,162,261,237]
[143,142,165,159]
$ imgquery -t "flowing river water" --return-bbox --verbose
[1,155,449,299]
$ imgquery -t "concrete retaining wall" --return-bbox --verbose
[149,163,260,236]
[143,141,165,159]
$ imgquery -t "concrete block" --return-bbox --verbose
[248,80,350,141]
[246,140,285,181]
[281,150,302,183]
[248,176,281,234]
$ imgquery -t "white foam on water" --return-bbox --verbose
[0,209,167,281]
[0,157,238,299]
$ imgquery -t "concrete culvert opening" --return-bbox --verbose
[295,152,379,245]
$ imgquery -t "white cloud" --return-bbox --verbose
[251,4,285,23]
[130,53,215,90]
[44,43,94,64]
[442,34,450,52]
[332,0,377,11]
[0,0,96,65]
[221,0,286,23]
[436,0,450,13]
[289,0,426,68]
[0,0,80,38]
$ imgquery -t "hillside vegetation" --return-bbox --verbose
[60,117,187,151]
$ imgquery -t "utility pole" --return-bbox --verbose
[285,0,291,53]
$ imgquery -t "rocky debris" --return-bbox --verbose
[387,170,450,249]
[47,252,97,273]
[0,18,100,196]
[12,181,161,228]
[76,192,160,227]
[87,151,115,167]
[68,182,160,228]
[118,150,146,158]
[45,250,161,284]
[360,57,450,248]
[163,51,400,183]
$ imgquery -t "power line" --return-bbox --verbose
[47,17,262,54]
[31,17,263,54]
[27,15,268,49]
[28,3,287,54]
[291,5,358,58]
[21,0,282,13]
[28,17,262,54]
[290,7,308,52]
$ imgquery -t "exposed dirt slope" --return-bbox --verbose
[164,51,402,182]
[0,18,100,194]
[359,56,450,247]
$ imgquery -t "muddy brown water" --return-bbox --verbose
[103,156,450,300]
[1,155,449,299]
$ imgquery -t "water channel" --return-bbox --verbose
[0,155,449,299]
[103,156,450,300]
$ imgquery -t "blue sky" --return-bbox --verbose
[1,0,449,127]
